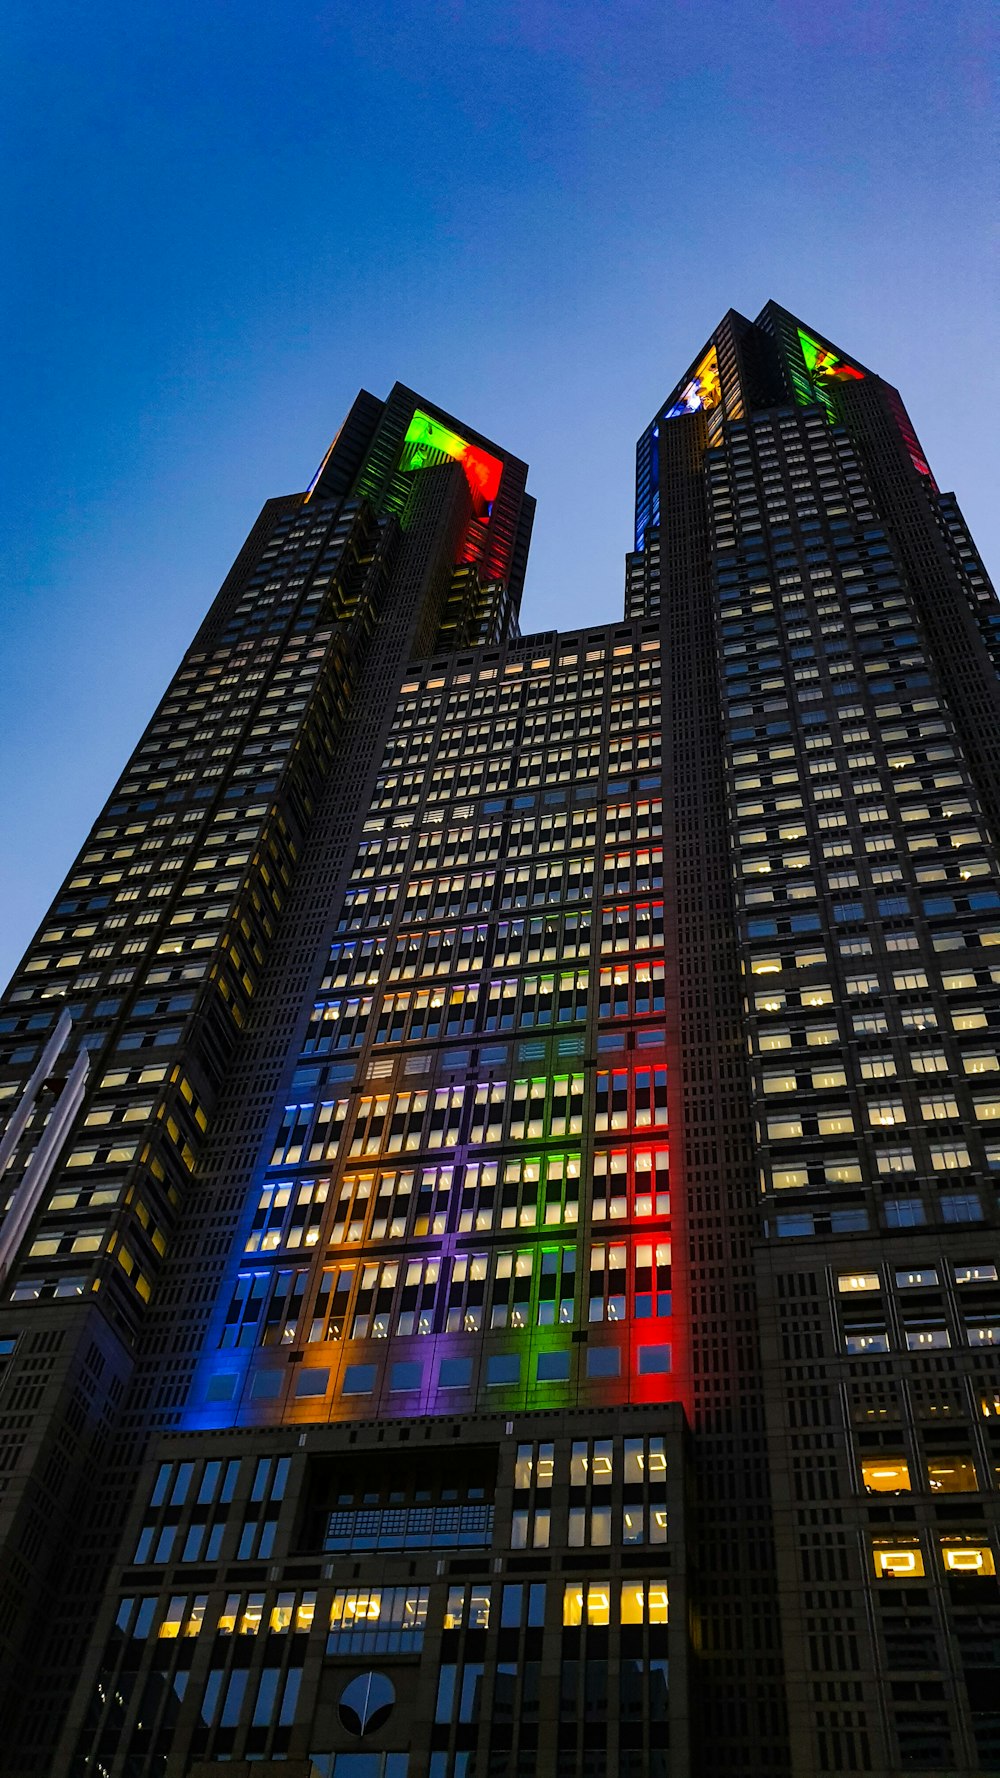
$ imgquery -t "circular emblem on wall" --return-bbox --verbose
[338,1670,396,1736]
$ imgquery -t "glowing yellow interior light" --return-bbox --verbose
[927,1458,978,1492]
[942,1544,995,1573]
[345,1592,382,1621]
[648,1586,669,1624]
[873,1546,925,1578]
[862,1458,911,1493]
[621,1583,645,1624]
[157,1598,184,1639]
[563,1585,584,1626]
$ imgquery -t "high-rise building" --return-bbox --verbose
[1,305,998,1778]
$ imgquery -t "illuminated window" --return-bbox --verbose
[862,1458,911,1494]
[328,1586,429,1649]
[905,1325,950,1350]
[585,1584,610,1625]
[771,1165,809,1191]
[443,1585,465,1630]
[619,1585,665,1628]
[158,1596,186,1639]
[896,1267,938,1287]
[837,1272,880,1293]
[239,1594,265,1634]
[872,1544,925,1579]
[592,1147,669,1221]
[588,1244,627,1321]
[940,1542,995,1575]
[621,1582,645,1624]
[570,1439,615,1487]
[926,1457,978,1493]
[563,1584,585,1626]
[845,1329,890,1355]
[763,1073,797,1096]
[954,1262,999,1284]
[868,1101,906,1127]
[751,955,782,976]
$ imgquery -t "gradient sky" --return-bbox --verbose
[2,0,997,991]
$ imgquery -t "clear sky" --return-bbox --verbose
[2,0,996,991]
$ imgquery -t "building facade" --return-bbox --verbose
[0,307,998,1777]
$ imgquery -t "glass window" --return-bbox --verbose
[954,1262,999,1284]
[927,1457,978,1493]
[592,1440,613,1484]
[157,1596,185,1639]
[537,1351,569,1381]
[269,1593,295,1633]
[342,1364,375,1395]
[638,1343,671,1375]
[862,1457,910,1493]
[940,1542,995,1575]
[586,1346,620,1378]
[585,1583,610,1626]
[486,1354,520,1387]
[873,1544,925,1579]
[443,1586,464,1629]
[562,1583,584,1626]
[620,1582,645,1625]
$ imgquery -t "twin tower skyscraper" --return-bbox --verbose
[0,304,998,1777]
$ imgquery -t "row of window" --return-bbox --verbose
[205,1340,666,1409]
[117,1570,668,1650]
[764,1093,1000,1135]
[384,722,663,773]
[843,1323,999,1354]
[513,1436,666,1488]
[221,1238,671,1346]
[392,649,660,727]
[838,1262,998,1291]
[408,808,601,870]
[246,1147,669,1253]
[343,849,665,915]
[303,964,665,1056]
[769,1191,989,1238]
[322,905,663,991]
[269,1069,667,1169]
[862,1455,990,1495]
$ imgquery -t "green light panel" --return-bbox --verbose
[400,409,503,505]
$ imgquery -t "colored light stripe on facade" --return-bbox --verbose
[665,345,722,419]
[797,327,865,383]
[401,409,503,505]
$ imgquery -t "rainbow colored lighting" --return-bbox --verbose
[666,346,722,420]
[400,410,503,505]
[798,328,865,384]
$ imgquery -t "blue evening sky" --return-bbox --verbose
[2,0,996,989]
